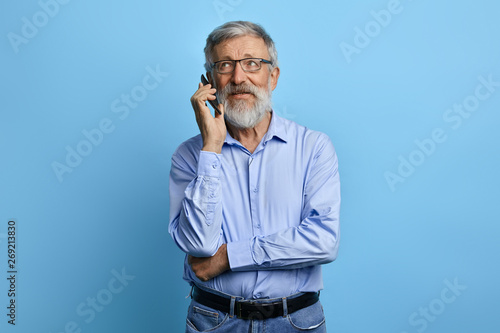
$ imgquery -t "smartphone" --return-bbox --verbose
[201,74,222,115]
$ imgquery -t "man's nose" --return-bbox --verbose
[230,61,247,85]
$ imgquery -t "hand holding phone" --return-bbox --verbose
[201,74,222,115]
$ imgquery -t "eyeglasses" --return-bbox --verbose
[211,58,273,74]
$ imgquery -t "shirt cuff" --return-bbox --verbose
[227,239,255,270]
[197,151,222,178]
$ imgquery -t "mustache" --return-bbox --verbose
[220,83,260,96]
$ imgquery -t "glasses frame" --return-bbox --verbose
[211,58,273,74]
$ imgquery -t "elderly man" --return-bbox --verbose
[169,21,340,332]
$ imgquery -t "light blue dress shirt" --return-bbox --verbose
[169,112,340,299]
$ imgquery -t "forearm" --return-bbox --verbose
[227,211,340,271]
[169,151,224,257]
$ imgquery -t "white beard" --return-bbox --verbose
[216,79,273,129]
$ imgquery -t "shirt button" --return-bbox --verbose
[253,188,258,193]
[212,164,217,169]
[254,293,261,299]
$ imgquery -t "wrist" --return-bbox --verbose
[202,143,223,154]
[219,244,230,271]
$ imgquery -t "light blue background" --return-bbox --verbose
[1,0,499,332]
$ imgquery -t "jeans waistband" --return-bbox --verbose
[191,284,320,320]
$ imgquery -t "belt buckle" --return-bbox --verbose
[236,301,244,319]
[236,301,253,320]
[236,301,278,320]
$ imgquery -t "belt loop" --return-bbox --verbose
[282,297,288,317]
[186,285,194,299]
[229,296,236,318]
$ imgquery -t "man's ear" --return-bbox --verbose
[270,66,280,91]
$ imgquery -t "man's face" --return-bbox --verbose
[208,35,280,128]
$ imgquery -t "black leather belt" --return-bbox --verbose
[192,285,319,320]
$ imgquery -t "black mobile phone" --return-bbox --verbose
[201,74,222,115]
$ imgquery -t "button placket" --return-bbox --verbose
[248,154,261,236]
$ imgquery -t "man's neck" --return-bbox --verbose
[226,111,272,154]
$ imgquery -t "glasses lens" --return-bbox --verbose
[241,59,261,72]
[216,61,234,73]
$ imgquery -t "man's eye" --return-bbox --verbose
[220,62,232,68]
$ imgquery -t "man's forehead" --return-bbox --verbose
[213,35,268,59]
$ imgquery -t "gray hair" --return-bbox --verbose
[204,21,278,72]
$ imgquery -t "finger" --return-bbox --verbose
[191,91,213,110]
[206,93,218,101]
[193,91,218,115]
[193,88,216,103]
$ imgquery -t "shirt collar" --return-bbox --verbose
[263,110,288,144]
[224,110,288,146]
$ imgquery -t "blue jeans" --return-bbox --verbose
[185,289,327,332]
